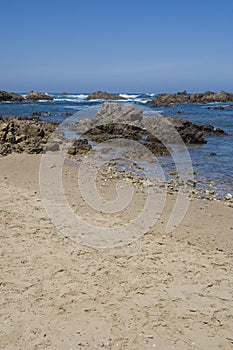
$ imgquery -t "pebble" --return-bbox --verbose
[224,193,232,200]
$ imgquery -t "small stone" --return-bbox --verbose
[187,179,196,188]
[224,193,232,200]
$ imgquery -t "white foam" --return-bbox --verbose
[54,98,79,102]
[77,94,88,99]
[88,99,104,102]
[57,94,88,100]
[153,110,164,114]
[133,98,149,104]
[119,94,139,99]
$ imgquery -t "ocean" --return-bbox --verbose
[0,93,232,198]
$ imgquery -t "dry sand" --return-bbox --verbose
[0,153,232,349]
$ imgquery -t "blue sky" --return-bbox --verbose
[1,0,233,92]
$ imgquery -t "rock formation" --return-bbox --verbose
[86,91,126,101]
[67,139,91,155]
[147,91,233,107]
[25,91,54,101]
[0,103,227,157]
[68,102,227,157]
[0,90,24,102]
[0,116,57,156]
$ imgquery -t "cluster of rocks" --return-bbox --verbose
[86,91,126,101]
[0,102,228,158]
[147,90,233,107]
[0,116,57,156]
[67,102,227,157]
[0,90,54,102]
[96,165,233,205]
[165,116,227,144]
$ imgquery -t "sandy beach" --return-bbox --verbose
[0,153,232,349]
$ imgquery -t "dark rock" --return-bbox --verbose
[26,91,54,101]
[214,127,228,135]
[0,90,24,102]
[176,110,183,114]
[86,91,126,101]
[202,125,214,134]
[210,152,217,156]
[32,111,42,117]
[46,143,60,152]
[213,106,225,110]
[67,139,91,155]
[207,106,225,110]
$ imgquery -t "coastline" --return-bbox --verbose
[0,153,232,349]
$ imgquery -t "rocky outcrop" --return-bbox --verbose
[25,91,54,101]
[0,116,57,156]
[147,91,233,107]
[0,90,24,102]
[165,117,227,144]
[68,103,227,157]
[86,91,126,101]
[1,103,227,157]
[67,139,91,155]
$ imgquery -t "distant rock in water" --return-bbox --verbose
[0,116,57,156]
[0,90,24,102]
[147,90,233,107]
[26,91,54,101]
[86,91,126,101]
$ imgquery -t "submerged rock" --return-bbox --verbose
[0,90,24,102]
[86,91,126,101]
[26,91,54,101]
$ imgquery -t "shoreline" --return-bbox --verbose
[1,152,233,251]
[0,153,233,348]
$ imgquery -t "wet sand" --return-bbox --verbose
[0,153,232,349]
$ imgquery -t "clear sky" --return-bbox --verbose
[1,0,233,93]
